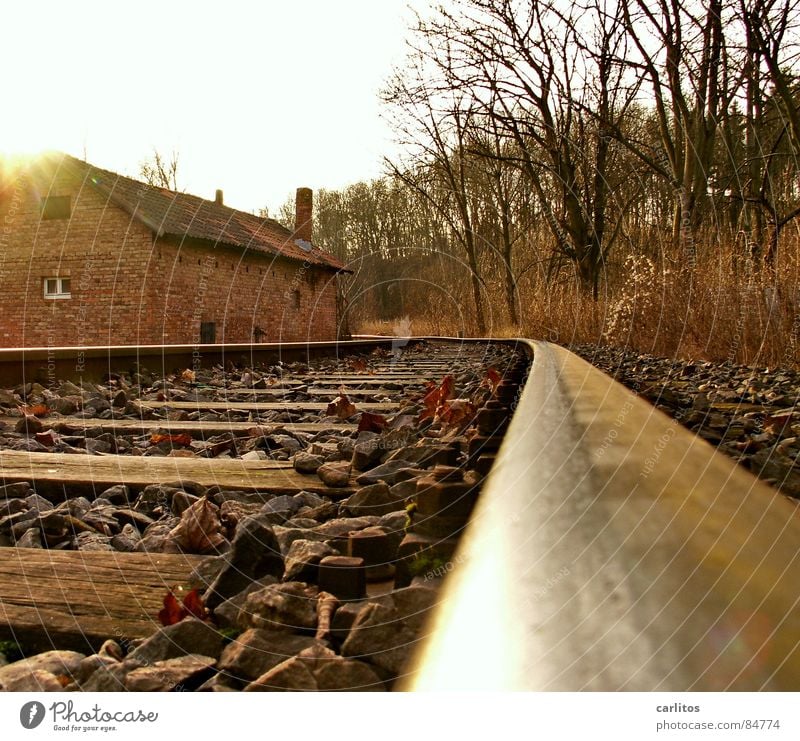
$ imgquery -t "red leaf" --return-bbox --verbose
[481,368,502,395]
[150,433,193,447]
[158,592,186,626]
[439,399,478,431]
[326,395,358,419]
[419,375,454,423]
[358,411,387,433]
[18,404,49,418]
[181,589,207,620]
[349,358,368,373]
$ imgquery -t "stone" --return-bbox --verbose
[317,461,352,487]
[343,482,406,517]
[241,450,268,461]
[0,482,32,499]
[126,618,224,665]
[203,515,284,609]
[260,495,301,521]
[1,669,64,692]
[283,538,337,582]
[111,389,128,408]
[170,491,200,516]
[0,650,85,690]
[125,654,217,691]
[76,531,114,551]
[239,581,319,632]
[15,415,44,435]
[293,452,325,473]
[351,436,383,471]
[314,657,386,691]
[135,518,179,552]
[355,460,422,486]
[217,629,325,685]
[293,491,325,509]
[75,654,120,685]
[340,585,438,676]
[79,662,135,691]
[312,516,380,538]
[15,527,43,548]
[243,656,318,691]
[212,575,278,628]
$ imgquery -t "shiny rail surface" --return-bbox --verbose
[0,339,400,385]
[405,341,800,690]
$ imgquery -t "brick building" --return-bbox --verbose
[0,151,347,347]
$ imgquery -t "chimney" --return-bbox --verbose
[294,187,313,243]
[215,189,224,206]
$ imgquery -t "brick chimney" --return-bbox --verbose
[215,189,223,205]
[294,187,313,243]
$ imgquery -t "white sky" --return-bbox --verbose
[1,0,420,216]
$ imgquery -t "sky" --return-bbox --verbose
[1,0,421,216]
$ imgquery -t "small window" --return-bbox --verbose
[43,277,71,299]
[200,322,216,344]
[41,196,71,220]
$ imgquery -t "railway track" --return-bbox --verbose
[0,338,798,691]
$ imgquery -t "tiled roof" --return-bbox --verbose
[47,152,347,271]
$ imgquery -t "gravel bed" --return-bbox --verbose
[573,344,800,502]
[0,341,526,691]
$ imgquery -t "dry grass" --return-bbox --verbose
[350,232,800,368]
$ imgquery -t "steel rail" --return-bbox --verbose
[404,340,800,690]
[0,338,402,385]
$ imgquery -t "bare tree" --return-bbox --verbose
[139,148,181,191]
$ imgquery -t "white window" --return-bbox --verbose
[43,277,71,299]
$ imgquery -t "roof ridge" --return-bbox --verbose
[44,151,347,272]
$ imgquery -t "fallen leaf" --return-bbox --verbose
[481,368,502,395]
[358,411,388,433]
[349,358,368,373]
[150,432,193,447]
[439,399,478,430]
[35,430,59,447]
[181,369,196,383]
[18,403,48,418]
[419,375,455,423]
[158,588,208,626]
[326,395,358,419]
[158,592,186,626]
[167,498,228,554]
[181,589,207,621]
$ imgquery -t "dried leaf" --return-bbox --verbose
[150,432,193,447]
[35,430,59,447]
[181,589,207,621]
[326,395,358,419]
[158,591,185,626]
[168,498,228,554]
[181,368,196,383]
[419,375,455,423]
[481,368,502,395]
[349,358,368,373]
[439,399,478,430]
[18,403,48,418]
[358,411,388,433]
[158,588,208,626]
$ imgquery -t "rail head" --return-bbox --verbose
[404,341,800,691]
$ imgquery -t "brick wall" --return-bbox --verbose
[0,162,340,347]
